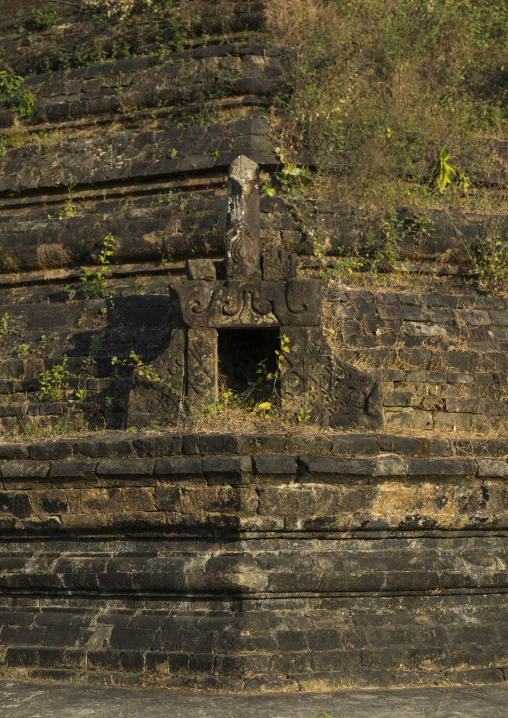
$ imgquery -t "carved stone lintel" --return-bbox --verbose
[226,155,261,281]
[172,279,322,328]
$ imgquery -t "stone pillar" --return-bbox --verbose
[225,155,261,281]
[187,328,218,407]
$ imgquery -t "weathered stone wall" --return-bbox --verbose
[1,0,508,694]
[0,431,507,690]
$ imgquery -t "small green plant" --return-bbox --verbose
[32,5,60,31]
[0,313,10,339]
[297,403,312,422]
[18,344,30,357]
[65,285,77,303]
[0,71,35,118]
[468,230,508,295]
[0,312,21,339]
[39,356,73,402]
[80,234,116,299]
[59,176,83,218]
[74,388,86,401]
[262,150,313,198]
[115,72,124,97]
[432,147,469,195]
[89,331,107,357]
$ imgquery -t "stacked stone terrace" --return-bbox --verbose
[0,0,507,692]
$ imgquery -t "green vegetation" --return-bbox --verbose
[267,0,508,213]
[80,234,116,299]
[0,71,35,117]
[262,151,313,199]
[59,177,84,218]
[468,228,508,294]
[32,5,61,31]
[0,312,21,340]
[39,357,73,402]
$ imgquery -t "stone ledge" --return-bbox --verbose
[0,431,507,464]
[0,454,498,481]
[1,538,507,593]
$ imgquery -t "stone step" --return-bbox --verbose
[0,1,265,76]
[0,118,275,196]
[0,598,507,690]
[13,43,283,128]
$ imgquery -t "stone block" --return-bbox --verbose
[239,434,285,454]
[407,459,475,476]
[286,435,333,455]
[253,455,297,475]
[198,434,240,454]
[299,456,374,476]
[49,461,98,479]
[132,435,182,458]
[0,462,50,478]
[202,456,253,481]
[28,441,73,461]
[445,397,478,413]
[155,457,203,478]
[185,259,216,281]
[477,459,508,477]
[372,457,408,476]
[96,459,155,476]
[379,435,422,455]
[332,435,379,456]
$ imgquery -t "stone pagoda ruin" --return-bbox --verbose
[128,156,383,429]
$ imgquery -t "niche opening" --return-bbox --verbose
[218,328,280,396]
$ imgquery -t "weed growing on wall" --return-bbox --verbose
[262,151,313,199]
[59,177,83,218]
[0,71,35,118]
[80,234,116,299]
[39,357,73,402]
[267,0,508,214]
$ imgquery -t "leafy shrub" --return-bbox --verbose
[0,71,35,117]
[32,6,60,30]
[39,357,73,402]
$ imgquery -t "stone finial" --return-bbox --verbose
[225,155,261,281]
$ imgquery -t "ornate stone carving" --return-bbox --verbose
[262,247,298,283]
[280,328,382,428]
[128,328,186,427]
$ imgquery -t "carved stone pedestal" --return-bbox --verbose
[128,156,382,429]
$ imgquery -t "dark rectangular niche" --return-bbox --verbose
[218,328,280,395]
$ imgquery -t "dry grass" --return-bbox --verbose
[266,0,508,215]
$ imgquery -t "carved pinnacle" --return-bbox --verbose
[225,155,262,281]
